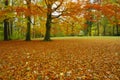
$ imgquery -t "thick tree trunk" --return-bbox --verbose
[26,17,31,41]
[44,11,52,41]
[26,0,31,41]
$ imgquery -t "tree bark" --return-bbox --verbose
[4,0,9,41]
[26,17,31,41]
[4,20,9,40]
[113,26,115,36]
[26,0,31,41]
[89,21,92,36]
[103,25,106,36]
[8,22,10,39]
[44,13,52,41]
[97,22,100,36]
[44,4,52,41]
[116,24,119,36]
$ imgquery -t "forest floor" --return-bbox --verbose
[0,37,120,80]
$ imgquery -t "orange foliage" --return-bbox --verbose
[0,38,120,80]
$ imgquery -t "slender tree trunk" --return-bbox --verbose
[4,0,9,41]
[112,25,115,36]
[4,20,9,40]
[10,22,13,37]
[89,22,92,36]
[8,22,10,39]
[97,22,100,36]
[71,23,74,36]
[71,26,74,36]
[103,25,106,36]
[89,26,92,36]
[116,24,119,36]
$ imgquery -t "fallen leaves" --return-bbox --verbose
[0,38,120,80]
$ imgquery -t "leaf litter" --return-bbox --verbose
[0,38,120,80]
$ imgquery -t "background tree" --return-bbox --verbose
[26,0,31,41]
[4,0,9,40]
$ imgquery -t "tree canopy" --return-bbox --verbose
[0,0,120,41]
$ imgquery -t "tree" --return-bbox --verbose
[26,0,31,41]
[4,0,9,41]
[43,0,82,41]
[43,0,63,41]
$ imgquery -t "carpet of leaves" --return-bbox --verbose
[0,38,120,80]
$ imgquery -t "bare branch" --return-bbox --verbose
[53,0,64,11]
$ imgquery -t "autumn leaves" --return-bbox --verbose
[0,38,120,79]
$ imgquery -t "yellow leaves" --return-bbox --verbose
[0,7,15,21]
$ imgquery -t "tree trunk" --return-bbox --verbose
[89,26,92,36]
[4,20,9,40]
[44,10,52,41]
[26,0,31,41]
[89,22,92,36]
[8,22,10,39]
[97,22,100,36]
[26,17,31,41]
[4,0,9,41]
[10,22,13,37]
[103,25,106,36]
[113,26,115,36]
[116,24,119,36]
[71,23,74,36]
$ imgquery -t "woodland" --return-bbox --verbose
[0,0,120,80]
[0,0,120,41]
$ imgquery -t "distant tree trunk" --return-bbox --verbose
[116,24,119,36]
[4,20,9,40]
[89,26,92,36]
[4,0,9,41]
[5,0,8,5]
[71,23,75,36]
[9,0,14,39]
[85,21,92,36]
[8,22,10,39]
[89,21,92,36]
[10,22,13,37]
[44,5,52,41]
[103,25,106,36]
[97,22,100,36]
[113,26,115,36]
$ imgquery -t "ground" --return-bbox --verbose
[0,37,120,80]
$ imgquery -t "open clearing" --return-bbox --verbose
[0,37,120,80]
